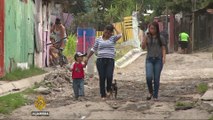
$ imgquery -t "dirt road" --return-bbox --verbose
[4,52,213,119]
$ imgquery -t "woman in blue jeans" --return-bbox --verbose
[142,22,166,101]
[86,24,122,100]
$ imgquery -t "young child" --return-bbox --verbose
[70,52,87,100]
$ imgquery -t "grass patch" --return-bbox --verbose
[0,93,28,114]
[115,44,134,60]
[0,66,46,81]
[209,115,213,120]
[0,87,38,114]
[175,101,195,110]
[22,88,36,95]
[175,101,194,107]
[197,83,208,94]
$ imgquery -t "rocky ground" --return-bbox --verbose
[2,52,213,119]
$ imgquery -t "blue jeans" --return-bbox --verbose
[96,58,114,97]
[146,57,163,98]
[72,79,84,98]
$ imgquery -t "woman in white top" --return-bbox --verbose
[51,18,67,49]
[86,24,122,100]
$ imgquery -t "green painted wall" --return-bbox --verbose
[5,0,35,72]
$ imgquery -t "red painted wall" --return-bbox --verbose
[0,0,4,76]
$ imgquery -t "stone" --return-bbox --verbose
[111,103,119,109]
[175,106,193,111]
[40,90,51,95]
[201,89,213,101]
[53,88,61,92]
[180,86,185,89]
[12,88,20,91]
[122,103,137,110]
[81,116,86,119]
[84,81,88,85]
[208,83,213,88]
[137,104,150,111]
[200,101,213,112]
[35,86,50,95]
[85,104,91,107]
[117,72,122,75]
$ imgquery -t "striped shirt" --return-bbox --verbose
[91,34,122,59]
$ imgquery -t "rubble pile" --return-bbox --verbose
[44,69,71,87]
[35,69,73,99]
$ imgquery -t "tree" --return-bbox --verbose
[165,0,213,14]
[62,0,87,15]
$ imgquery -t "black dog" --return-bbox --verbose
[110,79,118,99]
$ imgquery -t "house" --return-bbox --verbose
[153,14,175,53]
[34,0,54,68]
[0,0,60,77]
[193,2,213,50]
[4,0,35,73]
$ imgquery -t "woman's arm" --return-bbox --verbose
[142,35,147,49]
[138,30,143,42]
[85,38,99,63]
[60,25,65,39]
[85,51,94,65]
[87,51,94,60]
[114,25,121,35]
[113,25,122,42]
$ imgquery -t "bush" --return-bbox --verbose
[63,34,77,58]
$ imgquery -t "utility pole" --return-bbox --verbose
[191,0,196,53]
[165,3,169,53]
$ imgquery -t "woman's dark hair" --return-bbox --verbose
[55,18,61,25]
[149,22,162,46]
[104,24,114,33]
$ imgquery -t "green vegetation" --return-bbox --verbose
[209,115,213,120]
[166,0,213,14]
[0,93,28,114]
[22,88,37,95]
[115,45,134,60]
[0,66,46,81]
[197,83,208,94]
[63,34,77,58]
[175,101,195,110]
[0,86,38,114]
[63,0,213,30]
[175,101,194,107]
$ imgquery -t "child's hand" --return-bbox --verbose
[83,59,88,68]
[69,67,73,72]
[84,59,88,65]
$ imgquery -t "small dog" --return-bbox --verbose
[110,79,118,99]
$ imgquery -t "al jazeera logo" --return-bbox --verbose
[31,95,49,116]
